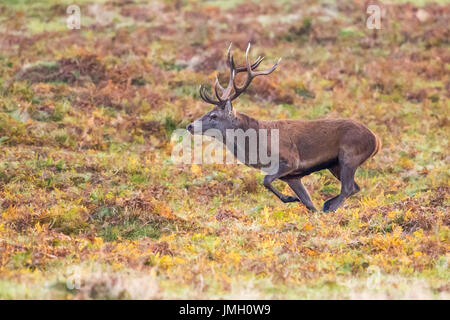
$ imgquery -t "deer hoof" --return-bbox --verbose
[322,199,337,212]
[322,201,332,212]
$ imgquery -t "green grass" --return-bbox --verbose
[0,0,448,300]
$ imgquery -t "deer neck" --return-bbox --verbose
[232,111,260,131]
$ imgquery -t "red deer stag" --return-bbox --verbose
[186,44,381,212]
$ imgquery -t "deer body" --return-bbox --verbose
[187,44,380,212]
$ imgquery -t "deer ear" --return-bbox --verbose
[225,100,234,117]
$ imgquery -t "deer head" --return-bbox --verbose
[186,43,281,135]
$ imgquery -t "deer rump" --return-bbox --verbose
[264,118,379,178]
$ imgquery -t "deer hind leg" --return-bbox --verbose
[263,174,299,203]
[323,163,359,212]
[282,177,317,211]
[328,164,360,194]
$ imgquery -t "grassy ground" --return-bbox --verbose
[0,0,448,299]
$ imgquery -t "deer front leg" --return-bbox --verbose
[283,178,317,211]
[263,174,299,203]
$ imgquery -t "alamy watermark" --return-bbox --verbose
[67,4,382,31]
[66,5,81,30]
[366,5,381,29]
[171,126,280,175]
[66,4,114,29]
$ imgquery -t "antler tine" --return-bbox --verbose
[245,42,253,75]
[214,44,236,103]
[214,76,223,97]
[229,42,255,98]
[199,85,220,105]
[227,42,263,73]
[235,56,264,73]
[219,68,235,101]
[215,47,235,97]
[252,57,282,76]
[199,85,208,103]
[226,43,233,67]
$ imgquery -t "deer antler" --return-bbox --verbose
[199,43,281,107]
[229,43,281,102]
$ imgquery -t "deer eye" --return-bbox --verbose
[210,114,217,120]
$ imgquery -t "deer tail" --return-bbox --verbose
[369,132,381,158]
